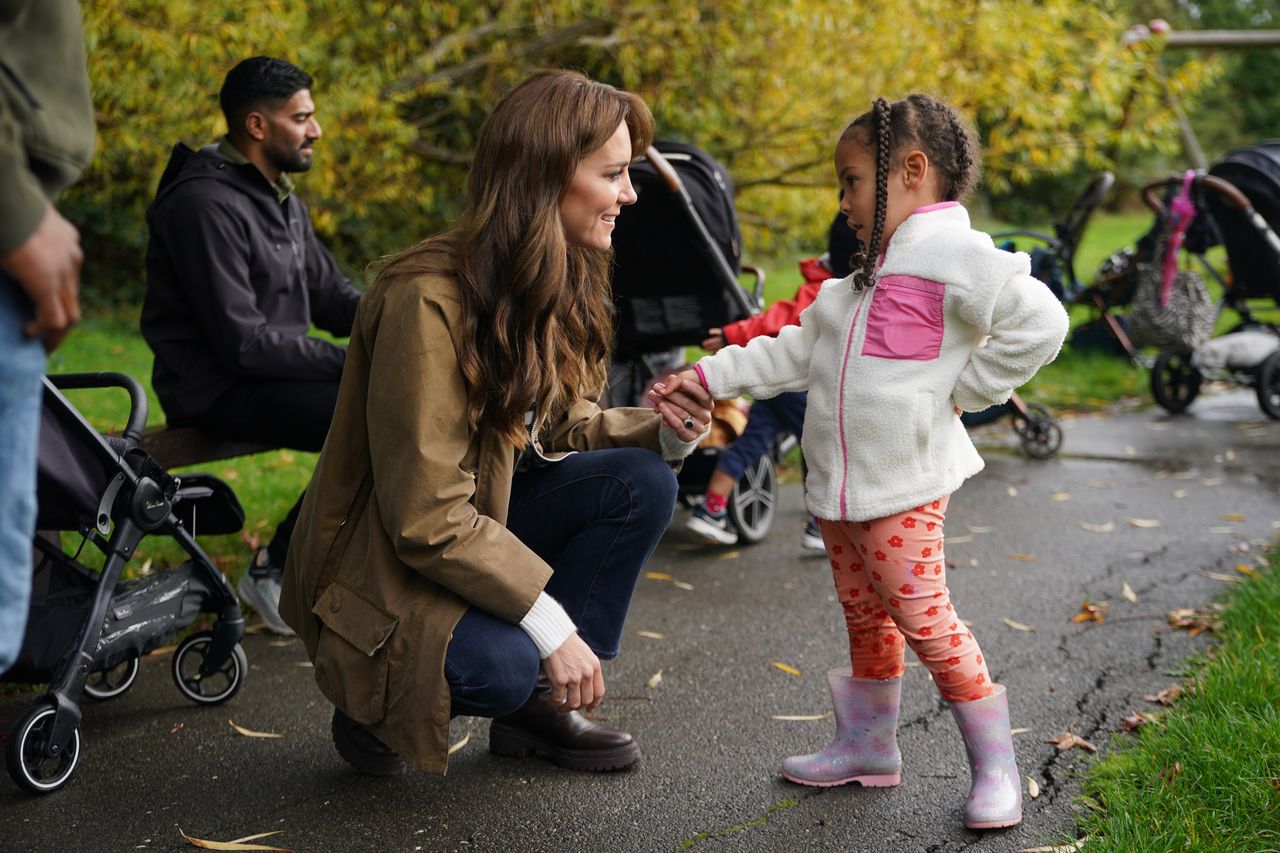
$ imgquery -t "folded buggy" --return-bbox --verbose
[609,142,786,542]
[1140,143,1280,418]
[3,373,248,794]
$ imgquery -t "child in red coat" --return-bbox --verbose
[687,213,860,549]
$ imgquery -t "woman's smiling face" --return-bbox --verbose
[559,120,637,250]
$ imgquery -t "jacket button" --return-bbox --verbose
[433,711,448,726]
[328,597,342,613]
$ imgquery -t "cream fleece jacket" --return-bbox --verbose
[696,203,1068,522]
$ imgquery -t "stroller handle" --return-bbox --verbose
[1142,174,1251,214]
[47,372,149,444]
[642,145,758,318]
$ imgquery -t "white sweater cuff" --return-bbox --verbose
[518,592,577,658]
[658,421,708,461]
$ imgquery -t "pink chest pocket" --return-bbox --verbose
[861,275,945,361]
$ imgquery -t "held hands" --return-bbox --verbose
[647,369,714,441]
[543,633,605,714]
[0,204,83,352]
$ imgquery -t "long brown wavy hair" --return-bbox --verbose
[381,70,654,446]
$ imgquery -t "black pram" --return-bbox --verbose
[3,373,248,795]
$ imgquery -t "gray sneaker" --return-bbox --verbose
[801,517,825,552]
[237,550,295,636]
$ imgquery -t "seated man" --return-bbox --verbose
[141,56,360,635]
[687,212,859,550]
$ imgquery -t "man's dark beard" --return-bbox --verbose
[268,142,313,174]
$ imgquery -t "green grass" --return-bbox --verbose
[1074,550,1280,852]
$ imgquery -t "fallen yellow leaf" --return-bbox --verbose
[1002,618,1038,632]
[636,630,666,640]
[644,571,673,581]
[1235,563,1257,576]
[1080,521,1115,533]
[1122,582,1137,603]
[448,733,470,755]
[1050,492,1071,502]
[228,720,284,739]
[1007,554,1038,562]
[771,661,802,676]
[719,550,741,560]
[178,828,290,851]
[1010,727,1032,735]
[647,669,663,689]
[1220,513,1247,522]
[1126,517,1162,528]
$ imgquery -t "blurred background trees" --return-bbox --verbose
[73,0,1256,303]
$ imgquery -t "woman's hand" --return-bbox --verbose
[647,370,713,441]
[701,328,726,353]
[542,634,605,713]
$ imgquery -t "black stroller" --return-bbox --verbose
[609,141,786,543]
[970,173,1120,458]
[1142,143,1280,418]
[3,373,248,794]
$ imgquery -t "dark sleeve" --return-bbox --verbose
[160,194,347,380]
[303,222,361,337]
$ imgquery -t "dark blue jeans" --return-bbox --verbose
[444,447,678,718]
[717,391,807,481]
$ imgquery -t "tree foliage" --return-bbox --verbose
[70,0,1212,301]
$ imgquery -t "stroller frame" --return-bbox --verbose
[974,174,1120,458]
[5,372,247,795]
[608,144,790,543]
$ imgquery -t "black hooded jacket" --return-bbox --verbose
[141,143,361,421]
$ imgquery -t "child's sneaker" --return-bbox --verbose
[687,503,739,545]
[801,517,824,551]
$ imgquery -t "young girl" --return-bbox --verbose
[650,95,1068,829]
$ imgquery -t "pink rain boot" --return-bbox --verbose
[950,684,1022,829]
[780,668,902,787]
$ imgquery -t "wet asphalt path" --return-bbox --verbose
[2,388,1277,853]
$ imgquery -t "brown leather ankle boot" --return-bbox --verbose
[488,685,640,771]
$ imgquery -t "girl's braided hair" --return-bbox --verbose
[841,94,980,290]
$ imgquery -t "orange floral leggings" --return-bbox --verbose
[819,496,993,703]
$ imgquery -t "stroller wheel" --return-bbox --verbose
[1015,403,1062,459]
[83,657,140,702]
[1257,350,1280,420]
[6,702,81,795]
[727,454,777,544]
[1151,351,1201,414]
[172,631,247,706]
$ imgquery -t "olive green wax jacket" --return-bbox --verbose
[280,257,664,772]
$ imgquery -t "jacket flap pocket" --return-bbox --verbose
[312,582,398,656]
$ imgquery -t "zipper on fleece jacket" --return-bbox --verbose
[836,286,872,519]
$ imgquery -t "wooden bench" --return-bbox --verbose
[138,426,278,470]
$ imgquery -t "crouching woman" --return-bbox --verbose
[280,70,711,776]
